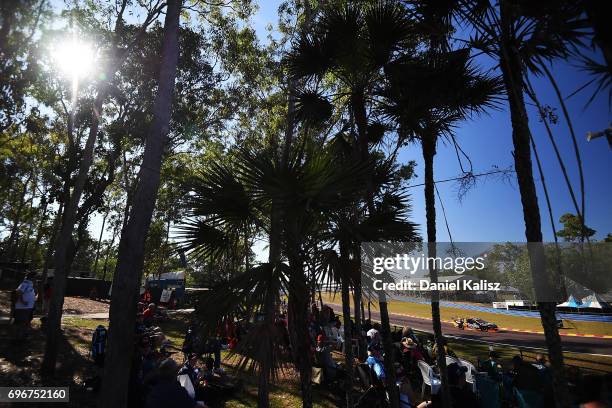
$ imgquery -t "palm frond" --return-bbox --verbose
[175,220,229,262]
[293,90,333,127]
[365,1,413,67]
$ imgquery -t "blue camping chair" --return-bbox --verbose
[514,387,544,408]
[475,372,501,408]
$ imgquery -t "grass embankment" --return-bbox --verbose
[321,292,612,336]
[59,316,338,408]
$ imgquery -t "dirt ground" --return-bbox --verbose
[61,296,110,315]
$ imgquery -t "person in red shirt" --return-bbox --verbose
[142,287,152,303]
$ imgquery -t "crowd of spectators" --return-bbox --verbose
[305,302,610,408]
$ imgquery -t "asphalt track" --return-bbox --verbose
[327,304,612,356]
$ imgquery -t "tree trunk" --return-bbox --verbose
[287,265,313,408]
[422,136,451,408]
[499,2,569,406]
[259,200,282,408]
[31,196,49,266]
[41,85,108,375]
[41,202,63,279]
[101,224,118,282]
[353,87,399,405]
[92,212,107,277]
[340,243,355,408]
[97,1,181,406]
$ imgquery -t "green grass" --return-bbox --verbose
[60,317,338,407]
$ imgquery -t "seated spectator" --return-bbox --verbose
[145,358,206,408]
[140,337,160,383]
[445,362,479,407]
[315,334,339,382]
[366,344,386,381]
[577,374,608,408]
[481,350,502,381]
[330,319,344,350]
[143,303,157,326]
[367,327,381,347]
[532,354,548,371]
[401,338,423,361]
[202,337,223,372]
[397,369,431,408]
[511,355,543,391]
[142,287,153,303]
[401,327,419,345]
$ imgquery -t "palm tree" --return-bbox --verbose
[179,143,371,407]
[382,48,501,406]
[97,1,181,406]
[452,2,590,406]
[317,133,420,406]
[286,4,414,401]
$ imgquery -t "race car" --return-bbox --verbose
[453,317,498,332]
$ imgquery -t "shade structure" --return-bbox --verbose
[581,293,611,309]
[558,295,581,308]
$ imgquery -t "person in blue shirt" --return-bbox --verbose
[366,344,386,381]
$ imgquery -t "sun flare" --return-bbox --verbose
[53,39,95,79]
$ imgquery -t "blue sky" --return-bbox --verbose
[76,1,610,255]
[251,2,612,244]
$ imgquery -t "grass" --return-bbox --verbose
[322,293,612,336]
[60,316,339,407]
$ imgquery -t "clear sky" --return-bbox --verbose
[250,2,612,244]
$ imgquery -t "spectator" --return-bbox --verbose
[14,272,36,340]
[578,374,607,408]
[400,337,424,371]
[401,326,419,345]
[511,355,543,391]
[446,362,479,407]
[481,350,502,381]
[178,353,201,391]
[330,319,344,350]
[366,344,386,381]
[140,337,160,382]
[315,334,339,381]
[398,369,432,408]
[142,287,153,303]
[145,358,206,408]
[367,327,381,347]
[143,303,157,326]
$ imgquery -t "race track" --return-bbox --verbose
[327,303,612,356]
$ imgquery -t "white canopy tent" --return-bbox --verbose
[581,293,611,309]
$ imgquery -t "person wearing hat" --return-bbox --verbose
[366,344,386,381]
[366,327,381,347]
[14,271,36,340]
[446,362,478,407]
[145,358,207,408]
[400,337,424,371]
